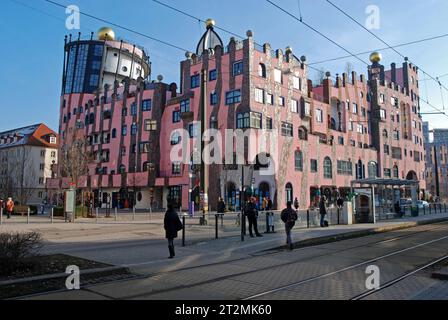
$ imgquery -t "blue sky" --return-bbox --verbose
[1,0,447,132]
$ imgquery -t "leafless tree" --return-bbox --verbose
[314,68,326,86]
[345,62,354,82]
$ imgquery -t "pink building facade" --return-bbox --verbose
[48,24,426,211]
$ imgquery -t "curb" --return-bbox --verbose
[275,216,448,251]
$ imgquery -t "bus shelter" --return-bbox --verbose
[350,178,420,223]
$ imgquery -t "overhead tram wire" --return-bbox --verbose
[309,33,448,66]
[44,0,190,53]
[324,0,448,97]
[266,0,448,119]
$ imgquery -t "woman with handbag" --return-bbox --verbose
[164,201,183,259]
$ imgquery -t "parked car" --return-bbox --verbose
[417,200,430,209]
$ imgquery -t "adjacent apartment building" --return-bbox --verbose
[0,124,58,205]
[424,123,448,201]
[48,21,426,211]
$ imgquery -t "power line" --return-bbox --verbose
[44,0,190,52]
[309,33,448,65]
[324,0,448,99]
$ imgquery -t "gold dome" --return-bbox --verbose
[206,19,215,29]
[98,27,115,41]
[369,51,382,64]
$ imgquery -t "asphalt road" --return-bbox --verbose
[27,221,448,300]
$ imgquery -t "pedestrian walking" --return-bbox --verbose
[293,197,299,211]
[164,202,183,259]
[281,201,298,250]
[244,197,262,238]
[319,196,327,227]
[5,197,14,219]
[217,197,226,214]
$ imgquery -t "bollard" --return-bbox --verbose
[429,204,432,214]
[0,208,3,225]
[133,206,136,221]
[182,215,186,247]
[149,205,152,221]
[96,208,99,224]
[445,203,447,213]
[307,210,310,229]
[337,208,340,225]
[27,207,30,224]
[115,207,118,222]
[51,207,54,224]
[215,214,219,239]
[265,212,270,234]
[423,205,426,215]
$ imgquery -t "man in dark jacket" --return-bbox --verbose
[281,201,298,250]
[245,197,262,238]
[319,196,327,227]
[164,202,183,259]
[217,197,226,214]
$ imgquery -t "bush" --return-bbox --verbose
[29,205,38,215]
[0,232,43,276]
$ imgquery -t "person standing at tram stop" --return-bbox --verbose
[5,197,14,219]
[217,197,226,214]
[164,201,183,259]
[319,196,328,228]
[281,201,298,250]
[262,197,268,212]
[245,197,263,238]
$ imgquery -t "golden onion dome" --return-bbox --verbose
[206,19,216,29]
[369,51,382,64]
[98,27,115,41]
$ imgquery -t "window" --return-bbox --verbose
[380,109,387,119]
[266,93,273,105]
[310,159,318,172]
[131,123,137,135]
[39,177,45,185]
[337,160,353,176]
[189,123,198,138]
[209,69,217,81]
[382,129,388,138]
[362,107,366,117]
[294,151,303,171]
[180,99,190,113]
[89,74,99,87]
[368,161,378,178]
[266,117,273,130]
[353,103,358,114]
[304,102,311,117]
[173,110,181,123]
[379,93,385,104]
[281,122,293,137]
[274,69,282,83]
[40,164,45,171]
[392,147,402,159]
[51,151,56,158]
[172,162,181,175]
[393,130,400,140]
[111,128,117,138]
[384,144,390,155]
[255,88,265,104]
[291,100,299,113]
[142,99,152,111]
[348,119,353,131]
[210,92,218,105]
[350,140,356,147]
[191,74,200,88]
[298,127,308,140]
[357,124,364,134]
[316,109,323,123]
[278,96,285,107]
[226,90,241,105]
[338,136,344,145]
[144,120,157,131]
[131,103,137,116]
[122,125,127,136]
[233,61,243,76]
[250,112,262,129]
[323,157,332,179]
[121,147,126,156]
[171,132,182,145]
[122,108,127,117]
[50,136,57,144]
[383,168,392,178]
[393,165,399,178]
[118,165,126,174]
[293,76,301,90]
[139,142,150,153]
[258,64,266,78]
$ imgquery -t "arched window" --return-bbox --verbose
[285,183,293,203]
[330,118,337,130]
[122,108,128,117]
[294,150,303,171]
[131,123,137,135]
[258,63,266,78]
[298,126,308,140]
[171,132,182,145]
[382,129,388,138]
[393,165,399,178]
[111,128,117,139]
[142,162,150,172]
[368,161,378,178]
[323,157,332,179]
[118,165,126,174]
[89,113,95,125]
